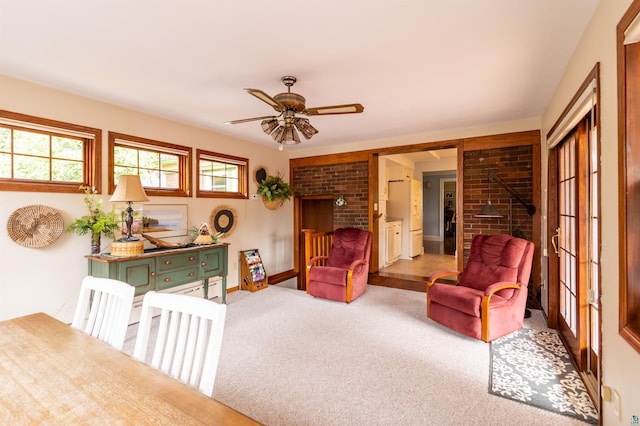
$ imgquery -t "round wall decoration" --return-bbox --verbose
[254,166,267,184]
[210,205,237,238]
[7,205,64,248]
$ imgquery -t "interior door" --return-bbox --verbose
[549,115,600,392]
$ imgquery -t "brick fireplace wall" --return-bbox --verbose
[462,145,534,263]
[292,161,369,229]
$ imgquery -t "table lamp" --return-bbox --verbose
[109,175,149,256]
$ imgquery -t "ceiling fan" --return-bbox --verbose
[225,76,364,149]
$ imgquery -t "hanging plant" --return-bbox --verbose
[256,173,294,209]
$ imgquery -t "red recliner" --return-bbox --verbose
[306,228,372,303]
[426,234,534,342]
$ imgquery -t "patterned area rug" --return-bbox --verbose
[489,329,598,424]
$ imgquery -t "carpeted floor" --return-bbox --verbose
[123,285,595,425]
[490,329,598,424]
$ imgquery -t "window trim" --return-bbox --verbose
[0,109,101,193]
[108,132,192,197]
[617,0,640,355]
[196,149,249,199]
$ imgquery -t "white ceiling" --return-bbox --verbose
[0,1,598,153]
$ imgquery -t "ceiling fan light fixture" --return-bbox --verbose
[293,117,318,140]
[261,118,279,135]
[271,125,285,142]
[226,76,363,150]
[280,126,300,145]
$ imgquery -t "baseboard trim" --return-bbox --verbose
[268,269,297,284]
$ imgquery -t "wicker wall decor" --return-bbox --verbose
[7,205,64,248]
[210,205,237,238]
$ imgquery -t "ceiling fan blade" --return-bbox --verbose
[245,89,284,111]
[305,103,364,116]
[224,115,278,125]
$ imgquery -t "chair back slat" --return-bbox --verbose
[133,291,227,397]
[71,276,135,351]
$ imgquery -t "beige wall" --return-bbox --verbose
[0,74,293,323]
[542,0,640,422]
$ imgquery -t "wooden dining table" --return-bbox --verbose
[0,312,261,425]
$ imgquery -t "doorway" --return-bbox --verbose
[546,65,600,403]
[377,150,457,284]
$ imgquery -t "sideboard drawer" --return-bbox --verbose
[157,252,198,272]
[156,267,199,290]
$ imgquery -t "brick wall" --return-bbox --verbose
[292,161,369,229]
[463,145,534,263]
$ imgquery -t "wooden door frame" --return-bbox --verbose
[290,133,540,293]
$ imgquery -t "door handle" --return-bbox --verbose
[551,227,560,258]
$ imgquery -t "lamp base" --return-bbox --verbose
[110,240,144,257]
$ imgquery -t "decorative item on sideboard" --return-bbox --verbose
[109,175,150,256]
[67,185,120,255]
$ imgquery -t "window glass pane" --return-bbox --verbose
[160,153,179,171]
[0,152,10,177]
[139,169,160,187]
[0,128,10,152]
[226,178,238,192]
[199,175,212,191]
[13,130,49,156]
[14,155,49,180]
[52,159,83,182]
[226,164,239,178]
[139,150,160,169]
[212,177,226,191]
[160,170,179,188]
[51,136,83,161]
[199,160,213,177]
[114,146,138,167]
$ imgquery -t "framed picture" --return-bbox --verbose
[140,204,188,238]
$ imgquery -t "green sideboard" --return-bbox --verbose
[86,243,229,303]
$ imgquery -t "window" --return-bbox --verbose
[617,0,640,354]
[109,132,191,197]
[196,149,248,199]
[0,110,100,193]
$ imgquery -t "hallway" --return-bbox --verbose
[370,239,457,292]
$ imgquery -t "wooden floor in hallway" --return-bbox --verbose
[369,238,458,292]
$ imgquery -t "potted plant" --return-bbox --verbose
[67,185,120,254]
[256,173,294,210]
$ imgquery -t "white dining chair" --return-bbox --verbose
[71,276,135,351]
[133,291,227,397]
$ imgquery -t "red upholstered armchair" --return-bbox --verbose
[426,234,534,342]
[306,228,372,303]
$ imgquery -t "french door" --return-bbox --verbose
[549,114,600,396]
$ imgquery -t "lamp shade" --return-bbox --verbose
[475,200,503,218]
[110,175,150,202]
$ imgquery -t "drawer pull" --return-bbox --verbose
[201,262,206,266]
[151,272,156,277]
[164,260,171,265]
[188,272,195,277]
[164,278,171,282]
[189,256,195,261]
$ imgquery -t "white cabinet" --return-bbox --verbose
[385,221,402,265]
[388,165,413,181]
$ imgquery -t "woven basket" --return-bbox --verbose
[7,205,64,248]
[263,198,284,210]
[110,241,144,257]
